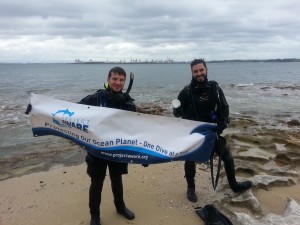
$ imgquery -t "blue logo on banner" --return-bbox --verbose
[52,109,75,117]
[51,108,89,133]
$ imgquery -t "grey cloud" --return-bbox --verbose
[0,0,300,62]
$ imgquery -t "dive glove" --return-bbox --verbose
[25,103,32,115]
[216,122,227,134]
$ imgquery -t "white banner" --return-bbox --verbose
[29,93,217,164]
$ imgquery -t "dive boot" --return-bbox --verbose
[90,214,101,225]
[111,176,135,220]
[223,151,252,193]
[231,180,253,193]
[117,207,135,220]
[187,188,198,202]
[89,178,103,225]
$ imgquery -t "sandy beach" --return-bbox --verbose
[0,162,213,225]
[1,107,300,225]
[1,158,300,225]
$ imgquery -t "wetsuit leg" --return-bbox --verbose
[222,148,252,192]
[184,161,196,188]
[110,175,126,210]
[110,173,135,220]
[86,154,107,219]
[89,178,104,217]
[184,161,198,202]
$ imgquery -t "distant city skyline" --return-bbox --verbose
[73,58,300,64]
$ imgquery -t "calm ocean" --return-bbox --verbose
[0,62,300,152]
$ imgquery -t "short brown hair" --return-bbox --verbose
[108,67,126,78]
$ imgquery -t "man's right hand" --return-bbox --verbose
[25,104,32,115]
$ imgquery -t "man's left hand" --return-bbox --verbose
[216,122,227,134]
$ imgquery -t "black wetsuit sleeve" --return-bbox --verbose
[124,94,136,112]
[78,93,98,106]
[217,87,229,124]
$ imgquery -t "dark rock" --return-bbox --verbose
[287,119,300,127]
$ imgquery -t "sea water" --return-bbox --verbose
[0,62,299,153]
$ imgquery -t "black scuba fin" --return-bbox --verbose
[195,204,233,225]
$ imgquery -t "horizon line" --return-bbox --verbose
[1,58,300,64]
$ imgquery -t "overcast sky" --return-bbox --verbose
[1,0,299,63]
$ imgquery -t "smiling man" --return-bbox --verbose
[173,59,252,202]
[79,67,136,225]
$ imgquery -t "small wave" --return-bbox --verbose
[83,88,98,92]
[0,116,22,126]
[230,83,254,87]
[274,85,300,91]
[0,104,25,111]
[260,86,271,90]
[26,88,52,94]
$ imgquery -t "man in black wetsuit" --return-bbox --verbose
[79,67,136,225]
[173,59,252,202]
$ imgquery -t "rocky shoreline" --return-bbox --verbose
[211,114,300,224]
